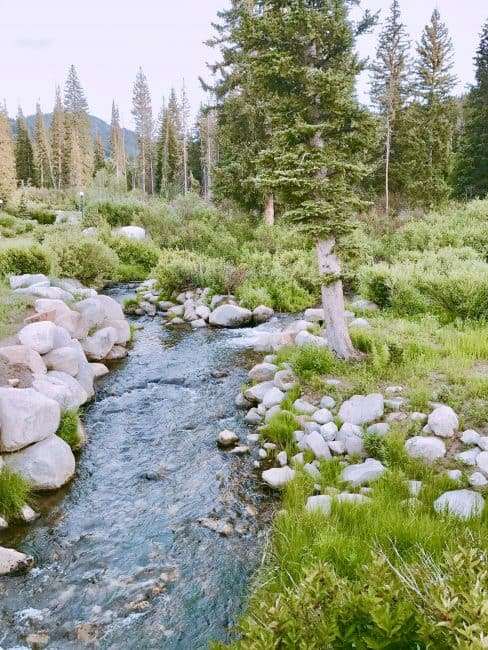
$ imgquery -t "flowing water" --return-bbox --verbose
[0,286,275,649]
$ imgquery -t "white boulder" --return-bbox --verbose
[3,435,75,491]
[476,451,488,477]
[115,225,146,240]
[341,459,385,487]
[262,387,285,409]
[0,387,60,452]
[0,546,34,575]
[262,466,295,489]
[0,345,46,375]
[434,489,484,520]
[312,408,333,425]
[339,394,384,425]
[293,399,316,415]
[81,327,117,361]
[304,308,325,322]
[295,330,328,348]
[306,495,332,515]
[244,381,275,403]
[304,431,331,459]
[405,436,446,463]
[17,321,64,355]
[33,372,88,410]
[428,405,459,438]
[209,304,253,328]
[9,273,49,290]
[249,363,277,383]
[253,305,274,324]
[43,346,80,376]
[218,429,239,447]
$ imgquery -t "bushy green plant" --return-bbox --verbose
[56,410,82,449]
[45,229,119,286]
[0,243,53,277]
[90,200,146,227]
[277,345,339,380]
[107,236,160,271]
[0,467,31,519]
[261,411,298,449]
[27,208,57,225]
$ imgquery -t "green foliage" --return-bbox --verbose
[277,345,339,381]
[87,200,146,227]
[56,410,82,450]
[108,236,160,271]
[45,229,119,286]
[261,411,298,449]
[0,467,31,520]
[0,242,53,277]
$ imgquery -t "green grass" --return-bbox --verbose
[56,410,83,450]
[0,467,31,520]
[0,282,31,340]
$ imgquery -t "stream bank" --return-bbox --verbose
[0,286,273,649]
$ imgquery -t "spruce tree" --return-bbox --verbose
[15,107,35,186]
[180,82,191,194]
[223,1,375,357]
[64,65,94,186]
[110,101,127,180]
[371,0,411,215]
[34,103,54,188]
[155,90,182,197]
[455,19,488,198]
[51,86,65,189]
[0,105,17,201]
[93,133,105,173]
[408,9,457,206]
[198,106,218,201]
[132,67,154,193]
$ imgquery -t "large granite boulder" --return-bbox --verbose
[339,394,384,425]
[209,304,253,328]
[18,322,71,355]
[81,327,117,361]
[0,546,34,575]
[0,345,46,375]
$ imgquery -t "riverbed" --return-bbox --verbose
[0,287,272,649]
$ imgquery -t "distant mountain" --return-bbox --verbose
[10,114,138,159]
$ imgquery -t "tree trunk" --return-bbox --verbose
[264,193,275,225]
[316,238,359,360]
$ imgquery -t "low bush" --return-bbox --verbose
[0,467,31,520]
[27,207,57,225]
[107,236,160,271]
[56,410,82,450]
[261,411,298,449]
[0,243,53,277]
[44,229,119,286]
[90,200,146,227]
[277,345,339,380]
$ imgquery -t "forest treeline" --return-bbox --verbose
[0,1,487,218]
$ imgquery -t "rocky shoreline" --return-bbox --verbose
[0,274,131,576]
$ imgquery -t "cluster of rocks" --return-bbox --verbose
[1,273,131,575]
[228,328,487,522]
[126,280,275,329]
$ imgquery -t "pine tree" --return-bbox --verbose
[110,101,127,180]
[64,65,94,186]
[455,19,488,198]
[93,133,105,173]
[14,107,35,186]
[219,1,375,357]
[132,67,154,193]
[407,9,457,206]
[198,105,218,201]
[51,86,65,189]
[180,81,191,194]
[33,103,54,188]
[155,90,182,197]
[0,105,17,201]
[371,0,411,215]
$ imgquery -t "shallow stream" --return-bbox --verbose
[0,286,273,649]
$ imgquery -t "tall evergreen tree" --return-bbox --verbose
[110,101,127,180]
[63,65,94,186]
[132,67,154,193]
[155,90,182,197]
[370,0,411,215]
[218,0,375,357]
[51,86,65,189]
[406,9,457,206]
[454,19,488,198]
[198,105,218,201]
[180,81,191,194]
[93,133,105,173]
[14,107,35,186]
[0,105,17,201]
[33,103,54,188]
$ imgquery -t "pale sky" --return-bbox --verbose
[0,0,486,128]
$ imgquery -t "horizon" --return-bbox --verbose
[0,0,487,128]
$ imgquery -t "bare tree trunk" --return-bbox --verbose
[264,193,275,225]
[316,239,359,360]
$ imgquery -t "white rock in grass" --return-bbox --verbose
[3,435,75,491]
[461,430,481,446]
[277,451,288,467]
[262,466,295,489]
[477,436,488,451]
[320,422,338,441]
[329,441,346,455]
[410,412,427,423]
[336,492,371,505]
[304,463,321,479]
[81,327,117,361]
[434,489,484,520]
[455,448,480,466]
[265,405,282,422]
[349,318,370,329]
[304,432,331,460]
[428,406,459,438]
[341,459,385,487]
[313,408,333,425]
[106,319,131,345]
[245,408,262,425]
[293,399,316,415]
[294,330,328,348]
[292,453,305,465]
[0,546,34,575]
[244,381,275,403]
[0,388,60,452]
[306,495,332,515]
[20,505,39,522]
[218,430,239,448]
[405,436,446,463]
[249,363,277,383]
[209,304,253,328]
[262,387,285,409]
[43,346,80,376]
[339,422,363,437]
[293,430,305,443]
[367,423,390,437]
[447,469,462,481]
[476,451,488,477]
[339,394,384,425]
[0,345,46,375]
[273,368,297,391]
[115,225,146,240]
[320,396,336,409]
[0,516,7,529]
[469,472,488,488]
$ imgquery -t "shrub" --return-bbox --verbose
[236,283,273,309]
[108,236,160,271]
[261,411,298,449]
[45,229,119,286]
[0,467,31,519]
[56,410,82,449]
[277,345,339,380]
[154,249,241,296]
[0,243,53,277]
[91,200,146,227]
[27,208,56,225]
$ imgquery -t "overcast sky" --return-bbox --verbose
[0,0,486,128]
